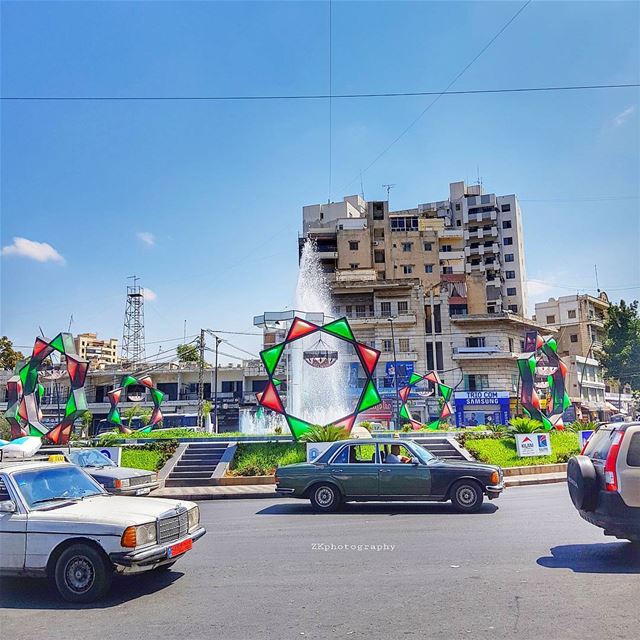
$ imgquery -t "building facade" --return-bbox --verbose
[74,333,119,368]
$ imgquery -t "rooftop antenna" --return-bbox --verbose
[121,275,146,367]
[68,314,74,333]
[594,264,600,293]
[360,171,365,200]
[382,184,396,207]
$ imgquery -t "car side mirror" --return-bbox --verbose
[410,457,420,466]
[0,500,17,513]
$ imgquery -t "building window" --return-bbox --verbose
[568,309,577,319]
[455,203,461,211]
[570,334,578,343]
[509,337,514,352]
[403,264,413,274]
[402,242,413,252]
[423,242,433,251]
[456,220,461,226]
[506,287,516,296]
[508,304,518,313]
[382,339,392,352]
[374,250,385,263]
[345,305,353,317]
[465,337,486,348]
[380,301,391,317]
[349,241,359,251]
[374,228,384,240]
[349,263,359,269]
[501,204,511,212]
[506,270,516,279]
[442,266,454,274]
[397,301,408,314]
[502,220,512,229]
[449,304,467,316]
[503,237,513,246]
[398,338,409,352]
[504,253,514,262]
[426,342,444,370]
[464,374,490,391]
[441,245,452,252]
[545,315,555,324]
[424,264,434,273]
[372,202,384,220]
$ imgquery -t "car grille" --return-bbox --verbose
[130,474,154,487]
[157,510,189,544]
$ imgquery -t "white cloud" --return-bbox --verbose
[137,231,156,246]
[613,105,636,127]
[1,237,65,264]
[144,288,157,301]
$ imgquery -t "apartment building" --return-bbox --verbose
[74,333,119,368]
[534,292,610,420]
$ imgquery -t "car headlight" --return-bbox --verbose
[121,522,157,547]
[188,506,200,532]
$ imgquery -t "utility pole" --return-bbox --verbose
[197,329,205,431]
[387,317,400,429]
[212,335,222,434]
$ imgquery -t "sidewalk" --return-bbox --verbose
[153,472,566,500]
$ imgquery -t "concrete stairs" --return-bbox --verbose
[410,435,469,461]
[164,442,230,487]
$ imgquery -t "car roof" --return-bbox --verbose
[0,460,75,474]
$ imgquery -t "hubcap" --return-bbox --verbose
[65,556,95,593]
[457,486,476,506]
[316,487,334,507]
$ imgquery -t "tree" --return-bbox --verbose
[80,411,93,438]
[177,342,200,363]
[0,336,24,371]
[601,300,640,391]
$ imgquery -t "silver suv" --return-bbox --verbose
[567,422,640,542]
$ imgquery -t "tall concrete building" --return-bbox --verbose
[74,333,119,369]
[301,180,527,316]
[299,180,536,427]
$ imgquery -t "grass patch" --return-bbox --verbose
[100,429,253,441]
[464,431,580,467]
[121,449,163,471]
[228,443,306,476]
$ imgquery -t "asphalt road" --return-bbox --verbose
[1,484,639,640]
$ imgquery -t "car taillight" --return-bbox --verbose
[604,431,624,492]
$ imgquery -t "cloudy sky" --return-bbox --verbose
[1,1,638,359]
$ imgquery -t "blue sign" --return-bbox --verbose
[454,391,511,428]
[385,361,414,388]
[579,430,594,450]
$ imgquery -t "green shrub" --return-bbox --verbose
[401,423,413,433]
[228,443,306,476]
[98,428,248,442]
[507,416,544,434]
[358,421,373,432]
[120,440,178,471]
[299,425,350,442]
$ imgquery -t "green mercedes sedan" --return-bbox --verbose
[275,438,503,513]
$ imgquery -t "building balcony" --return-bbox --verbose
[316,250,338,260]
[464,226,498,241]
[452,346,514,360]
[463,209,498,225]
[439,250,465,261]
[347,312,417,327]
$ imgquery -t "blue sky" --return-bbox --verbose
[1,0,638,360]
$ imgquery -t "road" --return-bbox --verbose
[1,484,638,640]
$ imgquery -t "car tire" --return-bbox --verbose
[54,543,113,603]
[567,455,598,512]
[309,483,342,513]
[450,480,484,513]
[155,561,177,572]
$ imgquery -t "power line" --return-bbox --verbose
[343,0,535,188]
[4,82,636,102]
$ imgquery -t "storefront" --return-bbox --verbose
[454,390,511,428]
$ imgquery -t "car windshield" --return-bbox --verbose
[67,450,116,468]
[13,465,105,509]
[408,443,436,464]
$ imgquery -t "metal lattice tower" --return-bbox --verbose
[121,276,146,367]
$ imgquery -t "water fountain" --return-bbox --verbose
[240,240,352,434]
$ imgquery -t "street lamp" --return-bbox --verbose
[387,317,401,430]
[212,335,222,434]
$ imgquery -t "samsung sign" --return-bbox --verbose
[455,391,511,427]
[460,391,504,405]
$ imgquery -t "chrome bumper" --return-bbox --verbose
[110,526,206,567]
[275,487,295,494]
[486,483,504,498]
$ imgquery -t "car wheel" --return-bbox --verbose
[567,455,598,512]
[309,483,342,513]
[450,480,483,513]
[54,543,113,603]
[155,561,177,572]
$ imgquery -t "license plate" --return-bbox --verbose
[168,538,192,558]
[135,487,151,495]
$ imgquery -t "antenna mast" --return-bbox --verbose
[121,275,146,368]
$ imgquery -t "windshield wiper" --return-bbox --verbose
[31,496,81,506]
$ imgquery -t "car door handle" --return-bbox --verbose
[379,469,390,473]
[333,469,344,473]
